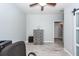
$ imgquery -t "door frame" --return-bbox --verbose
[54,21,64,45]
[73,10,79,56]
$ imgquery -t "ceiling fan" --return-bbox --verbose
[29,3,56,11]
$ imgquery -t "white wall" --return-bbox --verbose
[0,3,26,43]
[26,13,64,42]
[64,3,79,55]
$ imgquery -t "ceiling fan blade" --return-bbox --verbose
[47,3,56,6]
[30,3,38,7]
[41,6,44,11]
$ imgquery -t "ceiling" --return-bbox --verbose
[15,3,66,14]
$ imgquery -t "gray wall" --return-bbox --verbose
[26,14,54,42]
[0,3,26,43]
[26,13,64,42]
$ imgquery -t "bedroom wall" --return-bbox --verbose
[26,13,64,42]
[0,3,26,43]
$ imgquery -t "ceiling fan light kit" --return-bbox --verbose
[39,3,47,6]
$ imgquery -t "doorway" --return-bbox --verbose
[54,21,64,47]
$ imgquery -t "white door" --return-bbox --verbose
[74,10,79,56]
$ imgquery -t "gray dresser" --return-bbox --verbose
[33,29,44,45]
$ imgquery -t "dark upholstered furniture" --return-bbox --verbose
[0,40,12,52]
[0,41,26,56]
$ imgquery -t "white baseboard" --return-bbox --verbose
[25,41,53,43]
[64,48,73,56]
[44,41,54,43]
